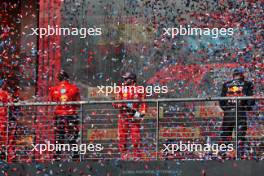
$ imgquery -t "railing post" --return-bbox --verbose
[235,97,238,160]
[79,104,84,161]
[33,105,36,162]
[155,101,159,160]
[5,106,10,162]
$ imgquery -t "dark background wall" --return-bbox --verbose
[0,0,38,100]
[60,0,263,99]
[1,0,263,100]
[0,0,22,99]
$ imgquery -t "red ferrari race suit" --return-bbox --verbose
[113,86,147,160]
[49,81,81,159]
[49,80,81,116]
[0,89,14,161]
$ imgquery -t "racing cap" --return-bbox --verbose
[233,67,245,75]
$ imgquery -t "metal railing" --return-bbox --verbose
[0,96,264,162]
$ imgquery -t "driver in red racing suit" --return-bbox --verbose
[49,71,81,160]
[113,72,147,160]
[0,78,14,161]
